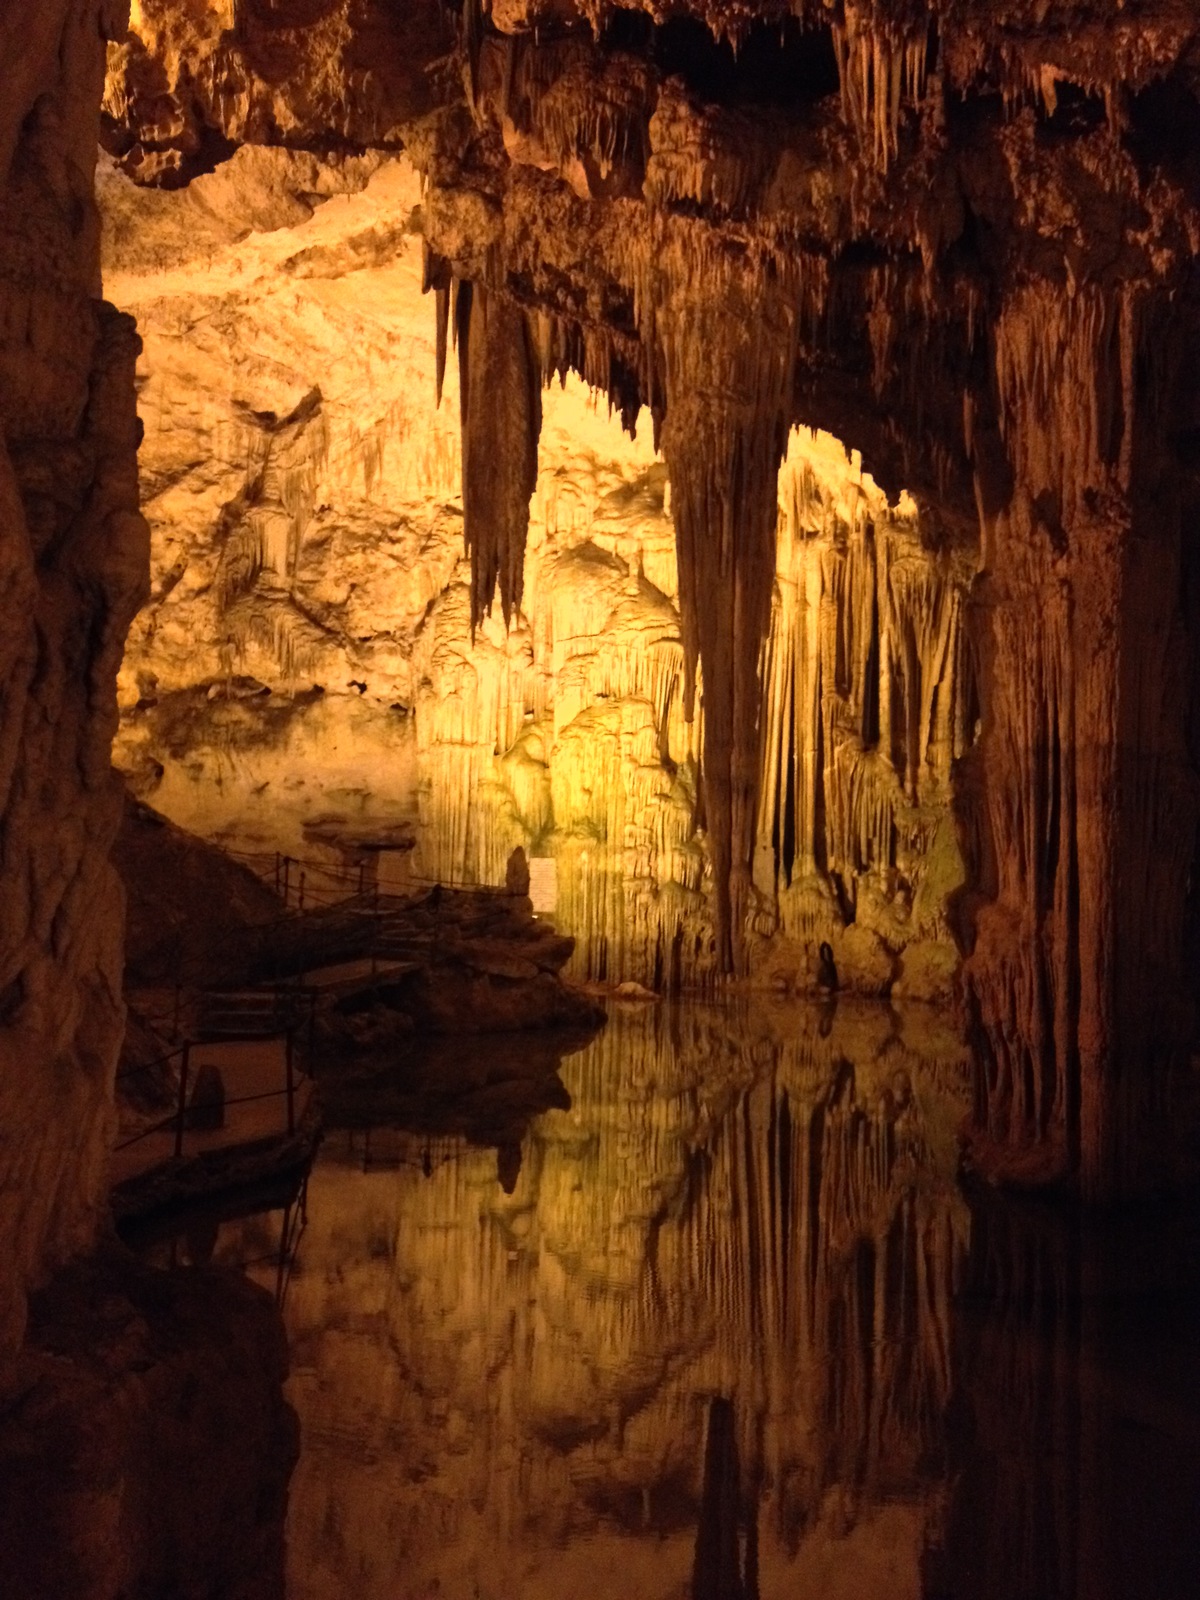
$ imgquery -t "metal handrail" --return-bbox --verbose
[114,993,317,1159]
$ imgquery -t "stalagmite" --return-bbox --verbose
[755,430,969,951]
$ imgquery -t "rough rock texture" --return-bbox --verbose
[0,1246,297,1600]
[104,148,967,1003]
[102,150,460,860]
[105,1,1200,1198]
[420,1,1200,1202]
[114,792,284,986]
[101,0,452,186]
[0,0,149,1348]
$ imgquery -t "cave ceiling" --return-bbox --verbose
[104,2,1200,512]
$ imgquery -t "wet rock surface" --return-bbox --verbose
[302,885,606,1056]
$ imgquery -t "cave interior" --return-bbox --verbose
[2,2,1200,1598]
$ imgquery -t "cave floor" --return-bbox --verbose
[176,1000,1200,1600]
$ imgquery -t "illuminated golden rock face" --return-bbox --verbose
[277,1001,971,1600]
[105,151,460,856]
[107,149,973,998]
[409,4,1200,1199]
[103,0,450,185]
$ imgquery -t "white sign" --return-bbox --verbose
[529,856,558,914]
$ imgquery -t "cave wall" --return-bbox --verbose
[412,2,1200,1199]
[0,0,148,1349]
[106,152,971,997]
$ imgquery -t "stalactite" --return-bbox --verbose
[462,0,485,110]
[422,241,453,409]
[657,266,796,973]
[456,281,543,630]
[755,430,969,950]
[413,348,971,990]
[832,6,930,169]
[478,28,653,195]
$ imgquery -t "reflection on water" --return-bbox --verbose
[930,1194,1200,1600]
[255,1002,1199,1600]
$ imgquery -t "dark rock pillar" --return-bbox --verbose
[965,283,1196,1202]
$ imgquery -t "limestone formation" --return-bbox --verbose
[102,148,965,1005]
[420,2,1200,1201]
[0,13,303,1583]
[0,0,149,1348]
[97,0,1200,1197]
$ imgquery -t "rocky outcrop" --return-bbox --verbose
[0,1245,297,1600]
[101,0,452,186]
[113,792,283,987]
[0,0,149,1348]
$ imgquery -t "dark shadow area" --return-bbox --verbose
[644,14,840,109]
[927,1186,1200,1600]
[318,1020,602,1162]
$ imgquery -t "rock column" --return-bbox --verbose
[0,0,149,1346]
[966,283,1195,1201]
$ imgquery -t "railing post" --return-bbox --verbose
[175,1043,191,1159]
[171,931,184,1040]
[298,870,306,914]
[274,851,281,896]
[275,1199,291,1305]
[285,1029,295,1136]
[282,856,290,909]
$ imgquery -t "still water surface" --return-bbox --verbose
[226,1001,1200,1600]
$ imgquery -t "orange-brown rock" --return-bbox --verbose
[0,0,149,1349]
